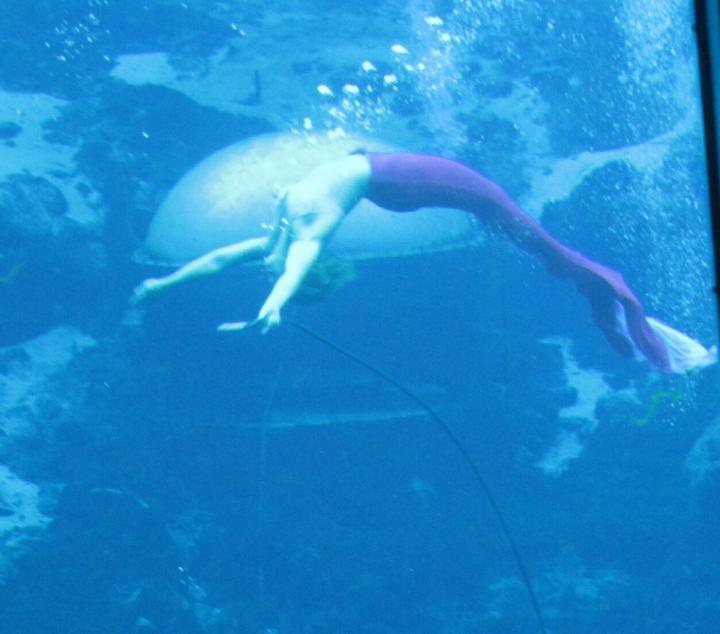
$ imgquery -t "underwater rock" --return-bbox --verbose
[0,171,108,343]
[535,337,639,476]
[139,132,479,266]
[0,122,21,140]
[47,82,273,259]
[0,327,97,586]
[0,465,53,584]
[0,91,104,251]
[686,416,720,485]
[0,174,68,247]
[134,617,156,631]
[0,0,236,97]
[0,327,96,444]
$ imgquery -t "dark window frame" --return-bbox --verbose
[694,0,720,329]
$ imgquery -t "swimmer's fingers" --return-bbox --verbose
[257,306,281,334]
[260,313,280,334]
[217,319,257,332]
[218,309,280,334]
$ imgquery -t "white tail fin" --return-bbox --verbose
[646,317,717,373]
[613,302,717,373]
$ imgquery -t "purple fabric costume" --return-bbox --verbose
[364,152,671,372]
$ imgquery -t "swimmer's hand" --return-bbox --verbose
[218,307,281,335]
[130,278,165,305]
[217,320,255,332]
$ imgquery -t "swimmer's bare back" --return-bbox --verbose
[283,154,372,231]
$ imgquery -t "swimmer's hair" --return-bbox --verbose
[291,254,356,304]
[349,147,368,156]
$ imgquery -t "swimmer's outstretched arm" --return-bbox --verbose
[218,237,322,334]
[130,236,268,305]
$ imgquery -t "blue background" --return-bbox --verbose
[0,1,718,633]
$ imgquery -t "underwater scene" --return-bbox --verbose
[1,0,719,632]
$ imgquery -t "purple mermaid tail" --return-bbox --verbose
[363,152,715,373]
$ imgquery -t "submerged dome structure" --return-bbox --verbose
[138,132,479,266]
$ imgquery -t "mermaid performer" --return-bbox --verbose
[131,152,716,373]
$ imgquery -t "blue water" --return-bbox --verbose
[0,1,718,633]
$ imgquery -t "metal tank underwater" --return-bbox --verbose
[0,1,718,634]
